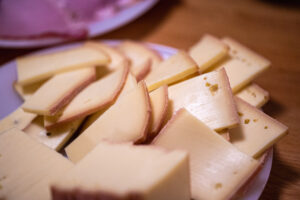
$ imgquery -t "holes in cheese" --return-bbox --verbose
[44,66,129,129]
[17,46,109,85]
[168,68,239,131]
[85,41,129,71]
[230,97,288,158]
[189,34,229,72]
[52,142,190,200]
[65,81,151,163]
[118,41,162,81]
[13,79,47,101]
[152,109,259,200]
[24,116,83,151]
[22,67,97,116]
[145,51,198,92]
[235,83,270,108]
[148,85,169,140]
[0,128,73,200]
[0,107,37,133]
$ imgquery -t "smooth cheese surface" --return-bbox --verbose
[168,69,239,131]
[230,98,288,158]
[236,83,269,108]
[145,51,198,91]
[0,128,73,200]
[24,116,83,151]
[54,143,190,200]
[22,67,96,116]
[0,107,36,133]
[45,66,128,128]
[189,34,229,72]
[153,109,259,200]
[148,85,169,137]
[65,81,151,163]
[14,80,46,100]
[17,46,109,85]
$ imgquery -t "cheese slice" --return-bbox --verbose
[52,142,190,200]
[235,83,269,108]
[222,37,271,68]
[230,97,288,158]
[0,128,73,200]
[85,41,129,70]
[22,67,96,116]
[24,116,83,151]
[0,107,36,133]
[148,85,169,139]
[145,51,198,91]
[14,80,46,100]
[44,66,129,129]
[168,69,239,131]
[17,46,109,85]
[189,34,229,72]
[65,81,151,163]
[153,109,259,200]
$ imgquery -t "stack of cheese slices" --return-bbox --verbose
[0,35,288,200]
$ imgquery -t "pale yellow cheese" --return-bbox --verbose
[65,81,151,163]
[0,107,36,133]
[17,46,109,85]
[14,80,46,100]
[22,67,96,116]
[230,97,288,158]
[0,128,73,200]
[148,85,169,138]
[189,34,229,72]
[168,69,239,131]
[44,66,129,129]
[24,116,83,151]
[53,142,190,200]
[145,51,198,91]
[236,83,269,108]
[153,109,259,200]
[85,41,129,70]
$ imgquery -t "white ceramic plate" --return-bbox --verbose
[0,0,158,49]
[0,41,272,199]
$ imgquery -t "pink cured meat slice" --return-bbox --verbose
[0,0,87,39]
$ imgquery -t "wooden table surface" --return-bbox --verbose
[0,0,299,199]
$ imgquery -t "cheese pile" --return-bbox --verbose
[0,35,288,200]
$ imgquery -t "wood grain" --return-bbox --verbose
[0,0,299,199]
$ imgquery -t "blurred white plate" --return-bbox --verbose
[0,0,158,48]
[0,40,272,199]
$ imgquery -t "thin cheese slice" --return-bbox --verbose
[153,109,259,200]
[22,67,96,116]
[17,46,109,85]
[0,107,36,133]
[44,66,129,129]
[52,142,190,200]
[189,34,229,72]
[24,116,83,151]
[222,37,271,68]
[148,85,169,139]
[145,51,198,91]
[236,83,269,108]
[85,41,129,70]
[65,81,151,163]
[230,97,288,158]
[14,80,46,100]
[168,69,239,131]
[0,128,73,200]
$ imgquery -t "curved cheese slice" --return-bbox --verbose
[45,66,129,129]
[65,81,151,163]
[17,46,109,85]
[153,109,259,200]
[22,67,96,116]
[145,51,198,91]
